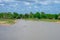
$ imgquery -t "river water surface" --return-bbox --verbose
[0,20,60,40]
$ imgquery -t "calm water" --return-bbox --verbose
[0,20,60,40]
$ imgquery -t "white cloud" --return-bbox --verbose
[24,1,31,5]
[39,1,49,5]
[3,0,14,2]
[0,0,15,2]
[8,3,18,7]
[34,0,60,5]
[7,3,19,11]
[33,0,51,5]
[0,0,60,6]
[54,0,60,3]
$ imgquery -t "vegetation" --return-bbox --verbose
[0,19,15,24]
[0,12,60,24]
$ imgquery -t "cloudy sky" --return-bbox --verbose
[0,0,60,14]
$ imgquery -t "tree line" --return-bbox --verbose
[0,12,60,20]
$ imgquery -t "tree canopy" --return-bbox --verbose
[0,12,60,20]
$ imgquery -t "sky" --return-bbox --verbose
[0,0,60,14]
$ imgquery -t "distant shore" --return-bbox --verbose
[0,19,60,26]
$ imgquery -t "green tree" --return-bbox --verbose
[58,13,60,20]
[13,12,19,19]
[19,14,23,19]
[53,14,58,19]
[6,12,13,19]
[40,12,46,19]
[29,12,34,18]
[46,14,54,19]
[34,12,40,19]
[24,13,29,19]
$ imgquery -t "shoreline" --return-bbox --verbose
[0,19,60,26]
[0,19,17,26]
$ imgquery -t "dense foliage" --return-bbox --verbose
[0,12,60,20]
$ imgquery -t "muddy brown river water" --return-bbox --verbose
[0,20,60,40]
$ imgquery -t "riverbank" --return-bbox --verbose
[24,18,60,22]
[0,19,60,26]
[0,19,16,26]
